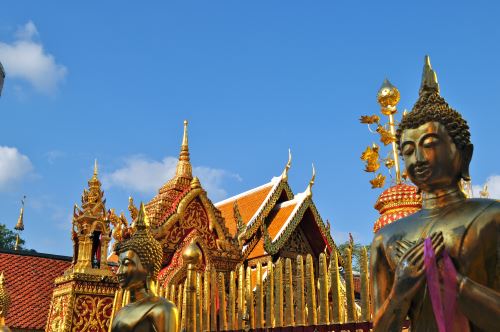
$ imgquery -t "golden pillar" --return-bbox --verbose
[284,258,294,327]
[345,249,356,322]
[295,255,306,326]
[183,243,202,332]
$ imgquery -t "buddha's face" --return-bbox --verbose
[400,121,462,192]
[116,250,148,289]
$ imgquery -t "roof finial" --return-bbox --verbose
[281,148,292,180]
[419,55,440,96]
[305,163,316,197]
[182,120,189,147]
[94,159,98,177]
[134,202,150,230]
[15,196,25,231]
[175,120,193,179]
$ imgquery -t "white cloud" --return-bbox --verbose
[102,155,241,202]
[472,175,500,199]
[0,146,34,190]
[0,21,67,94]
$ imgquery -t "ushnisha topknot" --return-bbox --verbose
[396,56,471,152]
[115,203,163,279]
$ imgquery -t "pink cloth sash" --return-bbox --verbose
[423,237,469,332]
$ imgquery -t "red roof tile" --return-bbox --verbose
[247,238,266,259]
[267,203,297,240]
[0,250,72,331]
[216,184,273,236]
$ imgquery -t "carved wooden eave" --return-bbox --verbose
[216,176,294,244]
[262,194,343,265]
[152,186,235,250]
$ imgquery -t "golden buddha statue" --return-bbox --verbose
[370,56,500,332]
[111,203,179,332]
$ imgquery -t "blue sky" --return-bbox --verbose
[0,1,499,256]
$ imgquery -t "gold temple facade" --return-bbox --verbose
[142,121,339,290]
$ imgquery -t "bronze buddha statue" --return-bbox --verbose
[111,203,178,332]
[370,57,500,331]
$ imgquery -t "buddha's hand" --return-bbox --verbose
[393,232,444,301]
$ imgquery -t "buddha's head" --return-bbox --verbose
[115,203,162,290]
[396,56,473,193]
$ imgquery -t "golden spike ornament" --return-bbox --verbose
[245,266,254,329]
[318,253,329,324]
[329,249,341,323]
[203,266,210,332]
[265,259,275,328]
[284,258,294,327]
[360,247,370,321]
[305,254,317,325]
[210,267,217,332]
[196,273,202,332]
[295,255,305,326]
[229,271,236,330]
[183,243,201,332]
[0,273,11,330]
[255,262,264,328]
[237,265,244,330]
[274,259,284,327]
[218,272,228,331]
[344,249,356,322]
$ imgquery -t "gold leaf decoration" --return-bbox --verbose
[361,144,380,173]
[376,125,396,145]
[384,158,395,169]
[370,173,386,189]
[359,115,380,124]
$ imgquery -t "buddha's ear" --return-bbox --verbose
[461,144,473,181]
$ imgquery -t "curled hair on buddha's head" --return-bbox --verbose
[396,56,474,181]
[115,203,163,279]
[396,92,471,151]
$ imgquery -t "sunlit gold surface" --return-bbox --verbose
[0,273,11,332]
[371,56,500,332]
[111,204,179,332]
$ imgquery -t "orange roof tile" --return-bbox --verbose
[216,183,273,236]
[247,238,265,259]
[267,203,297,240]
[0,250,72,331]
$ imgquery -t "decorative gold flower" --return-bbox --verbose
[376,125,396,145]
[359,115,380,124]
[370,173,386,188]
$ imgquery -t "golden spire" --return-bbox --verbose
[15,196,25,231]
[281,149,292,181]
[136,202,150,230]
[305,164,315,197]
[175,120,193,179]
[419,55,440,96]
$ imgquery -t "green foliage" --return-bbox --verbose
[0,223,25,250]
[337,241,370,272]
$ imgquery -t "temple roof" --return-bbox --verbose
[0,249,72,331]
[215,181,275,236]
